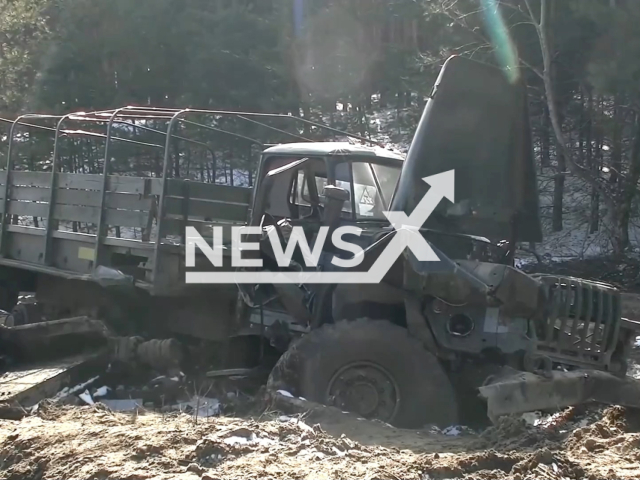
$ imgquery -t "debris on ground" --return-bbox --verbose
[2,339,640,479]
[2,398,640,480]
[3,256,640,478]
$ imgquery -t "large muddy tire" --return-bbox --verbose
[6,301,42,327]
[267,318,458,428]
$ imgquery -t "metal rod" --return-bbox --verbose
[151,109,189,287]
[93,107,127,273]
[0,114,61,256]
[110,120,218,168]
[0,117,164,149]
[180,119,264,146]
[236,115,313,142]
[60,130,163,149]
[43,114,73,265]
[100,106,385,146]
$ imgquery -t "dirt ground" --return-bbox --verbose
[1,396,640,480]
[3,256,640,480]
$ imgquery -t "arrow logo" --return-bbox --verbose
[186,170,455,284]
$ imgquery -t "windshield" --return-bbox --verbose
[337,162,401,219]
[293,159,401,221]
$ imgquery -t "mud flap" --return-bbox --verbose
[478,366,640,422]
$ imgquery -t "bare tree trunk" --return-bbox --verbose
[528,0,617,227]
[302,103,311,137]
[610,93,622,185]
[587,90,599,233]
[552,143,565,232]
[541,103,550,170]
[615,114,640,253]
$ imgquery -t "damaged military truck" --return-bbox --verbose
[257,56,640,427]
[2,56,640,427]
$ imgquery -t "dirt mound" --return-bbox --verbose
[0,403,466,480]
[1,402,640,480]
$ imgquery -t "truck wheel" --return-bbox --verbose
[6,302,42,327]
[267,318,458,428]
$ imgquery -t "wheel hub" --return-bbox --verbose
[327,362,399,422]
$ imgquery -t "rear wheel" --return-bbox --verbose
[267,318,458,428]
[6,301,42,327]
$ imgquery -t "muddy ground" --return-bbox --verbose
[3,256,640,480]
[1,396,640,480]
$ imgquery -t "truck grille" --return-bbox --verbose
[532,274,622,369]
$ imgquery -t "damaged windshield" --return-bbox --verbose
[296,160,401,221]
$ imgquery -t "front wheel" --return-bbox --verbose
[267,318,458,428]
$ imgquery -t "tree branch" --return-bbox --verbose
[530,0,616,208]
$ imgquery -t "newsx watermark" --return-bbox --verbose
[185,170,454,284]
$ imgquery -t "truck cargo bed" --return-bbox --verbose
[0,171,250,294]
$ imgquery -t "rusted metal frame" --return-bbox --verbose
[0,114,63,258]
[111,119,219,176]
[178,118,264,183]
[180,180,191,257]
[151,109,190,286]
[121,106,384,146]
[32,105,385,147]
[43,113,79,265]
[236,115,313,142]
[92,107,129,272]
[61,129,163,149]
[113,119,220,152]
[0,117,164,149]
[82,106,178,118]
[52,105,386,150]
[198,108,384,147]
[180,119,264,146]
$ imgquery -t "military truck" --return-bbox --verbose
[2,56,640,427]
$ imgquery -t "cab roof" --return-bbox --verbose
[262,142,405,162]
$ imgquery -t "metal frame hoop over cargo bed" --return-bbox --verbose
[0,106,385,295]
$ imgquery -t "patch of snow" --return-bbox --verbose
[50,376,100,403]
[521,411,544,426]
[627,362,640,380]
[223,434,275,447]
[277,390,294,398]
[93,386,110,397]
[78,390,94,405]
[175,396,220,418]
[99,399,143,412]
[442,426,461,436]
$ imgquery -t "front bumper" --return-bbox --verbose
[478,366,640,422]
